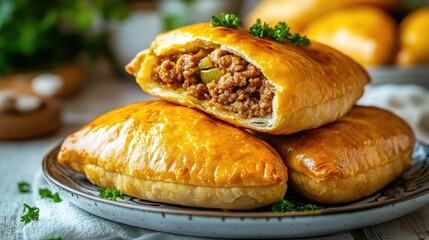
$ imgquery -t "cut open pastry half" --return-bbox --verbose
[126,23,370,134]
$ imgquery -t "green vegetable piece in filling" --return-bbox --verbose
[200,68,222,84]
[198,57,214,69]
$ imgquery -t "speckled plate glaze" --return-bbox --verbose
[43,143,429,239]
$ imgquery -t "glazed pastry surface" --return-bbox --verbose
[126,23,369,135]
[264,106,415,203]
[58,101,287,210]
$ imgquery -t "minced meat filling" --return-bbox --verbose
[152,48,275,118]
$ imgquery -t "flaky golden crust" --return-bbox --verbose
[264,106,415,203]
[58,101,287,210]
[84,164,287,210]
[126,23,370,135]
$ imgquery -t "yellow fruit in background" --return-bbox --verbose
[244,0,399,32]
[396,7,429,66]
[304,6,397,66]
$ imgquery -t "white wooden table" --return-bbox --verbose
[1,73,429,240]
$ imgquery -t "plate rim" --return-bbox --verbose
[43,142,429,219]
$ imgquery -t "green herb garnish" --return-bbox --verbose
[296,203,319,211]
[249,19,310,46]
[270,22,310,45]
[18,181,30,193]
[272,199,319,213]
[98,187,125,201]
[39,188,62,202]
[211,12,242,28]
[21,204,40,224]
[249,19,271,38]
[210,13,310,46]
[270,22,291,44]
[272,199,294,212]
[289,33,311,46]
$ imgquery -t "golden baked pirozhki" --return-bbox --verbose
[57,101,287,210]
[304,6,397,66]
[126,23,370,135]
[264,106,415,204]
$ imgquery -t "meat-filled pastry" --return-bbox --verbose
[264,106,415,204]
[57,101,287,210]
[126,23,370,135]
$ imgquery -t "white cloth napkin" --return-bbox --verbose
[22,170,207,240]
[358,84,429,144]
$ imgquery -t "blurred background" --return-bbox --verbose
[0,0,428,143]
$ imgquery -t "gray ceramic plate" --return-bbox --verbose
[43,143,429,239]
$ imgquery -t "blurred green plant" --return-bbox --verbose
[162,0,195,31]
[0,0,129,76]
[400,0,429,10]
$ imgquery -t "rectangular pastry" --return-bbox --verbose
[264,106,415,204]
[126,23,370,134]
[57,101,288,210]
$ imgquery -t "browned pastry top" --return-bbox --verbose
[266,106,415,180]
[58,101,287,187]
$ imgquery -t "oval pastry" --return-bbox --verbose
[264,106,415,204]
[126,23,370,135]
[58,101,287,210]
[304,6,397,66]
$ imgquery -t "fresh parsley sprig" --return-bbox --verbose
[39,188,62,203]
[249,19,271,38]
[98,187,125,201]
[272,199,319,213]
[249,19,310,46]
[18,181,31,193]
[289,33,311,46]
[271,22,291,44]
[210,13,310,46]
[296,203,319,211]
[21,204,40,224]
[211,12,242,28]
